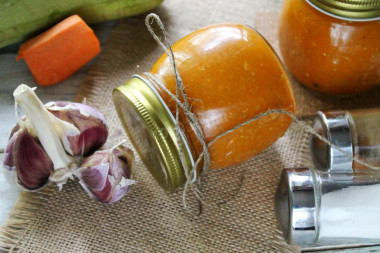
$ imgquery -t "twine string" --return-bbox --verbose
[144,13,380,214]
[145,14,209,213]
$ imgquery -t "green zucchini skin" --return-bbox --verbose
[0,0,164,48]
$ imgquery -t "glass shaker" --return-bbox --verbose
[310,108,380,172]
[275,168,380,246]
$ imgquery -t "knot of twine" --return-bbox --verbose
[144,13,380,214]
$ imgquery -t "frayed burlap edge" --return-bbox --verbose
[0,186,56,252]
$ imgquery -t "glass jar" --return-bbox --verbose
[278,0,380,95]
[275,167,380,246]
[113,24,295,191]
[310,108,380,172]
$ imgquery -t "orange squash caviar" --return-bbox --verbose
[279,0,380,95]
[113,24,295,191]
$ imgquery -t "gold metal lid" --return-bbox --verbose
[306,0,380,21]
[112,75,194,192]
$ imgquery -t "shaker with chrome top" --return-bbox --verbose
[275,168,380,246]
[309,108,380,172]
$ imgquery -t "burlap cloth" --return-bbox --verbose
[1,0,379,252]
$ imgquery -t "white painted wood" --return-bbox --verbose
[0,153,21,226]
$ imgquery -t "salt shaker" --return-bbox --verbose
[309,108,380,172]
[275,168,380,246]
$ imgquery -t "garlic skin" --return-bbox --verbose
[3,84,115,198]
[75,143,135,204]
[3,126,53,191]
[46,101,108,156]
[13,84,78,189]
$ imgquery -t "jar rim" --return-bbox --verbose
[113,75,195,192]
[306,0,380,21]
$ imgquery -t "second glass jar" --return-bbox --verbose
[279,0,380,95]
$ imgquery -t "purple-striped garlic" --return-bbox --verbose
[75,143,135,204]
[3,125,52,191]
[46,101,108,156]
[2,84,109,191]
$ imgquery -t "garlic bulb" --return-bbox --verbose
[3,84,110,191]
[75,143,135,204]
[2,84,135,204]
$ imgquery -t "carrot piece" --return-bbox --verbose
[17,15,100,86]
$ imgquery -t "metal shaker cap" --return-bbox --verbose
[309,110,353,173]
[275,168,317,246]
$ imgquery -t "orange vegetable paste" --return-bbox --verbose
[114,24,295,190]
[279,0,380,95]
[146,24,295,169]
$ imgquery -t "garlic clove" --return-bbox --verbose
[108,176,136,204]
[46,101,108,156]
[75,143,135,204]
[3,127,53,191]
[13,84,76,188]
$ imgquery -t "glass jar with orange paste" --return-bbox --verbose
[279,0,380,96]
[113,23,295,191]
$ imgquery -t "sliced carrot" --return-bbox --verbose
[17,15,100,86]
